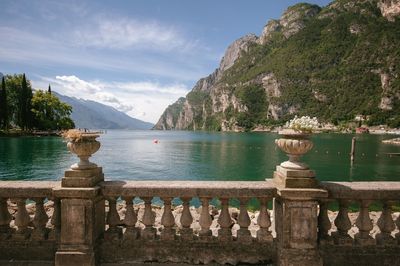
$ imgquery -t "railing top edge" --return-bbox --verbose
[321,181,400,200]
[0,180,60,198]
[100,180,277,198]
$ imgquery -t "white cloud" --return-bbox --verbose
[72,18,192,51]
[55,75,101,94]
[33,75,189,123]
[0,26,211,81]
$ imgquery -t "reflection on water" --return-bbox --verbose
[0,130,399,182]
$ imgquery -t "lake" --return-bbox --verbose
[0,130,399,182]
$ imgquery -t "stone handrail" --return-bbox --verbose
[321,181,400,199]
[0,181,59,198]
[100,180,277,198]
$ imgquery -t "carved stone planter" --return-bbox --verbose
[274,129,317,188]
[275,129,313,170]
[67,133,100,170]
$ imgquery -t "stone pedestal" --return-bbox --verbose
[62,167,104,188]
[273,187,327,266]
[273,166,317,188]
[54,166,105,266]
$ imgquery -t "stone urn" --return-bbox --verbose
[67,133,101,170]
[275,129,313,170]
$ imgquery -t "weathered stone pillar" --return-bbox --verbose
[272,131,328,266]
[274,188,327,266]
[53,133,105,266]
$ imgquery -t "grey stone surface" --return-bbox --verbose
[321,181,400,199]
[101,180,277,198]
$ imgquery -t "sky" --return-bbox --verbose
[0,0,332,123]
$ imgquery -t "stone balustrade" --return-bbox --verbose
[100,181,276,264]
[318,181,400,266]
[0,181,60,263]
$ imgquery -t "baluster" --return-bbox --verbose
[123,197,139,241]
[257,197,272,242]
[355,200,374,246]
[199,197,212,239]
[0,198,12,240]
[396,212,400,245]
[32,198,49,240]
[217,198,232,241]
[333,200,352,245]
[13,198,31,240]
[318,200,332,244]
[141,197,156,240]
[237,197,251,242]
[49,198,60,241]
[180,198,193,240]
[376,201,396,245]
[104,197,122,241]
[160,197,175,241]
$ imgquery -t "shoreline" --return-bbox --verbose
[0,130,61,137]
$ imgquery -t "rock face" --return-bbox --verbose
[378,69,399,110]
[259,3,321,44]
[378,0,400,21]
[219,34,258,75]
[153,34,258,130]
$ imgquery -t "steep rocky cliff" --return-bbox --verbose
[155,0,400,131]
[154,34,258,130]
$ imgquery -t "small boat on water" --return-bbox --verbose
[356,127,369,134]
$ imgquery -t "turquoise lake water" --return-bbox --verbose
[0,130,399,182]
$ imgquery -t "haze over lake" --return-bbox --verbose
[0,130,399,182]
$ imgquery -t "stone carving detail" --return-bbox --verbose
[14,198,31,240]
[275,131,314,170]
[218,198,232,241]
[105,197,122,241]
[123,197,139,241]
[237,198,251,242]
[180,198,193,240]
[199,197,212,238]
[318,200,331,242]
[333,200,352,245]
[0,198,12,239]
[160,197,175,241]
[142,197,156,240]
[257,198,273,242]
[355,200,374,246]
[376,201,396,245]
[67,134,100,170]
[32,198,49,240]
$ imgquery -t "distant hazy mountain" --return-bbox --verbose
[0,72,3,80]
[54,92,153,130]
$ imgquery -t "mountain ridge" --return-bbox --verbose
[54,92,153,130]
[154,0,400,131]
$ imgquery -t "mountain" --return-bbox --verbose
[54,92,153,130]
[154,0,400,131]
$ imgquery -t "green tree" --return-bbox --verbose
[31,90,75,130]
[48,84,52,94]
[19,74,34,130]
[4,74,23,127]
[0,77,8,129]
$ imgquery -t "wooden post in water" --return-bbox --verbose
[350,137,356,164]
